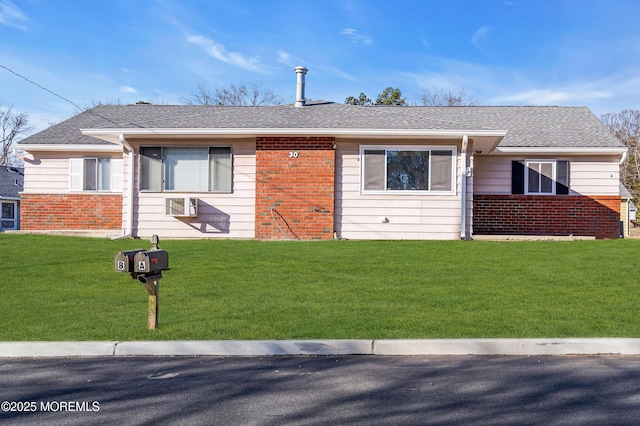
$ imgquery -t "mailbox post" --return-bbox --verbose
[114,235,169,330]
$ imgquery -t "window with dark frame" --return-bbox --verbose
[362,147,455,193]
[512,160,570,195]
[1,202,16,230]
[139,146,232,192]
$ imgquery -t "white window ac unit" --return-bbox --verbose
[165,197,198,217]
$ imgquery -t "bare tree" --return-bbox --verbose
[601,109,640,202]
[418,87,480,106]
[182,81,284,106]
[76,98,168,114]
[1,104,33,166]
[347,86,478,107]
[74,99,124,114]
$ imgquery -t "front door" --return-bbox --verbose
[1,201,17,230]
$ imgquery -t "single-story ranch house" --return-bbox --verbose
[17,67,627,240]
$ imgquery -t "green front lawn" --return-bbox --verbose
[1,234,638,340]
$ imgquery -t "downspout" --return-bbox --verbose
[619,150,627,165]
[112,134,135,240]
[460,135,469,240]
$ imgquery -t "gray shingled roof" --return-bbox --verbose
[620,183,633,199]
[0,166,24,199]
[18,102,624,149]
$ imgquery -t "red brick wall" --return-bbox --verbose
[473,195,621,239]
[255,137,335,240]
[20,194,122,230]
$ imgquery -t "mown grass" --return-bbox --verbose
[1,234,639,340]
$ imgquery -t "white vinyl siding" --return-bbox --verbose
[133,140,255,239]
[474,156,620,196]
[337,141,461,240]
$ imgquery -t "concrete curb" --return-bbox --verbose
[116,340,373,356]
[0,342,118,357]
[373,338,640,355]
[3,339,640,357]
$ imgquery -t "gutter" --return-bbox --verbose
[111,134,135,240]
[494,146,627,155]
[13,147,26,161]
[460,135,469,240]
[81,127,508,139]
[16,143,121,152]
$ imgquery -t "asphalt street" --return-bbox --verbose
[1,355,640,425]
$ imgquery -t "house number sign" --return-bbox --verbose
[289,151,299,158]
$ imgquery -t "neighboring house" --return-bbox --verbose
[620,183,637,237]
[0,166,24,231]
[17,68,627,240]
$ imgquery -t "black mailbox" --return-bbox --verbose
[114,249,145,272]
[134,250,169,274]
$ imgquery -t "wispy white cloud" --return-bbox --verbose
[494,88,612,104]
[341,28,373,45]
[490,70,640,111]
[120,86,137,94]
[471,26,491,52]
[186,34,263,72]
[401,54,623,109]
[407,55,502,92]
[277,50,291,65]
[0,0,28,30]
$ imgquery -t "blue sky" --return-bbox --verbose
[1,0,640,133]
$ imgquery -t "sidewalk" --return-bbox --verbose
[2,338,640,357]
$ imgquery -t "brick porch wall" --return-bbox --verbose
[473,195,621,239]
[255,137,335,240]
[20,193,122,230]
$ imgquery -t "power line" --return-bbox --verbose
[0,63,83,111]
[0,63,130,127]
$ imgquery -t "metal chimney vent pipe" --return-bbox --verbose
[294,66,308,107]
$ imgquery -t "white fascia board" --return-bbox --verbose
[494,146,627,155]
[18,144,122,153]
[81,128,508,139]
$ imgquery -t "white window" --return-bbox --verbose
[140,147,232,192]
[512,160,570,195]
[70,158,123,192]
[524,160,570,195]
[361,146,456,193]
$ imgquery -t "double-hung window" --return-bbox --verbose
[140,147,232,192]
[512,160,570,195]
[70,158,123,192]
[361,146,456,193]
